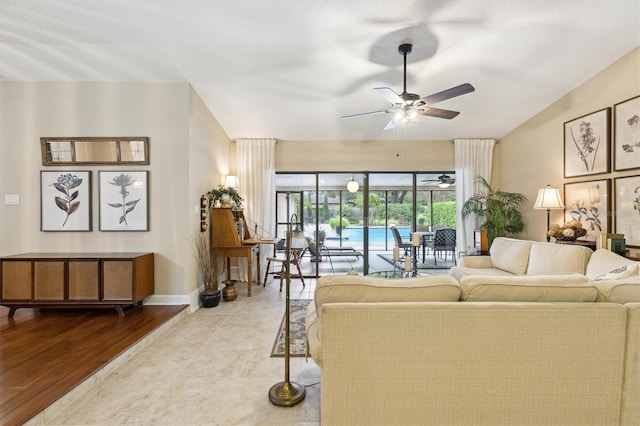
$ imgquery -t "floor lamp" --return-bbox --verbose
[269,213,307,407]
[533,185,565,242]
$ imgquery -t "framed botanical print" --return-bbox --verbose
[564,108,611,178]
[41,171,92,231]
[614,175,640,248]
[613,95,640,171]
[564,179,611,240]
[99,171,149,231]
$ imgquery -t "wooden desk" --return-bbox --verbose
[210,209,274,297]
[213,243,259,296]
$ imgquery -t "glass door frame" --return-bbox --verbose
[274,171,455,276]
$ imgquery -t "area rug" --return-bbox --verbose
[377,253,455,270]
[270,299,311,357]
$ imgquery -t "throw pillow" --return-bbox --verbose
[595,264,639,281]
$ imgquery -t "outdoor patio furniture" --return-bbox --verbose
[391,225,412,259]
[431,228,457,265]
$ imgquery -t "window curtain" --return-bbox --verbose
[235,138,276,282]
[454,138,496,253]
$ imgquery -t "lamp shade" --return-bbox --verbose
[288,213,309,249]
[224,175,240,189]
[347,179,359,193]
[289,229,309,249]
[533,185,565,209]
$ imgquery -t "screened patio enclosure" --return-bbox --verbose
[273,172,456,277]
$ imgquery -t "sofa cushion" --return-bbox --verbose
[460,274,597,302]
[449,266,515,282]
[586,249,640,280]
[314,275,461,315]
[489,237,533,275]
[594,275,640,303]
[305,301,322,364]
[526,242,592,275]
[308,274,460,367]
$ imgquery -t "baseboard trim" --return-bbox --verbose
[144,289,200,313]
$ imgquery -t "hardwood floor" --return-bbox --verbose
[0,304,187,426]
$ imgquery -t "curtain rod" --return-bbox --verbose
[450,139,499,144]
[232,138,278,143]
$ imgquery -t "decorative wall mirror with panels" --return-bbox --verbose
[41,137,149,166]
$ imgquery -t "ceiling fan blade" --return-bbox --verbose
[383,119,396,130]
[374,87,404,105]
[341,110,388,119]
[420,83,475,105]
[418,107,460,119]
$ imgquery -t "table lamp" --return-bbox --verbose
[533,185,565,242]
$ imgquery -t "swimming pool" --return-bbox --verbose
[341,226,411,243]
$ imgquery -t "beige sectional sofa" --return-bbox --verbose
[305,240,640,425]
[449,237,594,280]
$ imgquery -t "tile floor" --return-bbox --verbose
[32,251,451,425]
[39,278,321,426]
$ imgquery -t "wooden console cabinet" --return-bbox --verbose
[0,252,154,317]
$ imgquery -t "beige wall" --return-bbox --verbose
[499,47,640,254]
[0,82,230,305]
[275,139,454,171]
[188,85,232,299]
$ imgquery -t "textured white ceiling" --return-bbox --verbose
[1,0,638,141]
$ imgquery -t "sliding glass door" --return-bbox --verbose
[317,173,365,275]
[274,171,455,277]
[366,173,414,272]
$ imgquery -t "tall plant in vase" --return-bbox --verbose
[461,176,527,247]
[190,230,221,308]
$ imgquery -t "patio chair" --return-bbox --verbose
[391,226,412,259]
[432,228,457,266]
[423,225,447,261]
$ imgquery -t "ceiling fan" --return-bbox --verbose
[422,174,456,188]
[342,43,475,130]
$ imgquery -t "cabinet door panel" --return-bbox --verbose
[69,261,99,300]
[103,261,133,300]
[34,261,65,300]
[1,261,32,299]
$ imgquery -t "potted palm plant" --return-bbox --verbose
[461,176,527,247]
[191,230,221,307]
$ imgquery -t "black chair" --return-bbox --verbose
[422,225,446,262]
[432,228,457,265]
[391,226,412,259]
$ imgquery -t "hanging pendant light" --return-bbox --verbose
[347,177,359,193]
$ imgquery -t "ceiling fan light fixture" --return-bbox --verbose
[392,108,418,126]
[341,43,474,131]
[438,181,450,188]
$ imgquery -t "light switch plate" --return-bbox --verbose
[4,194,20,205]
